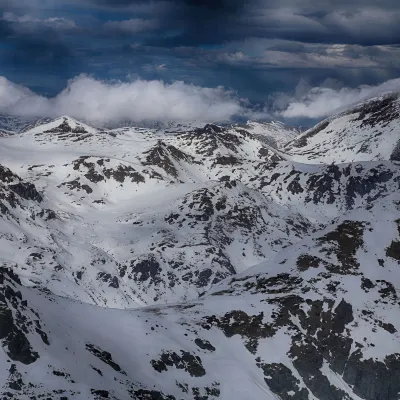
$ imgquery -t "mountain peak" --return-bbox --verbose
[22,115,98,137]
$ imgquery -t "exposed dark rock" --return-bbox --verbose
[287,174,304,195]
[143,141,196,178]
[91,389,109,399]
[376,280,397,302]
[386,240,400,261]
[268,295,356,379]
[59,179,93,194]
[97,273,119,289]
[72,156,146,186]
[103,165,145,184]
[343,352,400,400]
[91,365,103,376]
[195,269,213,288]
[346,166,393,208]
[297,254,322,271]
[0,270,41,364]
[44,118,88,134]
[289,120,330,148]
[361,277,375,291]
[316,221,366,274]
[258,147,273,159]
[355,93,400,128]
[256,361,309,400]
[305,165,341,205]
[132,389,176,400]
[178,124,242,158]
[202,311,275,354]
[151,350,206,377]
[9,183,42,202]
[390,139,400,161]
[86,344,126,375]
[181,189,214,222]
[195,338,216,352]
[0,165,20,184]
[213,155,240,166]
[205,384,220,398]
[242,273,303,295]
[36,209,57,220]
[130,256,162,284]
[290,341,348,400]
[7,364,24,391]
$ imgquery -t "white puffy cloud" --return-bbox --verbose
[4,74,399,124]
[0,75,260,124]
[278,78,400,119]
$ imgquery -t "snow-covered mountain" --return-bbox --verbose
[284,93,400,164]
[0,117,312,307]
[236,120,301,149]
[0,94,400,400]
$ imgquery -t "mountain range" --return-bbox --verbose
[0,93,399,400]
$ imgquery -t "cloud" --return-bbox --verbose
[2,73,400,125]
[141,1,400,47]
[3,33,76,69]
[261,44,400,69]
[2,12,77,30]
[0,0,62,10]
[0,75,266,123]
[209,42,400,74]
[277,78,400,119]
[0,11,79,68]
[2,0,400,111]
[103,18,157,34]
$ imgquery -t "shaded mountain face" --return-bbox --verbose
[0,115,32,134]
[0,93,400,399]
[236,120,301,149]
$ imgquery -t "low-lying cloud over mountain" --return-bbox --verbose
[276,78,400,119]
[0,75,264,123]
[1,74,399,124]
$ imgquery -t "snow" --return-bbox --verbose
[241,120,300,148]
[284,93,400,164]
[0,97,400,399]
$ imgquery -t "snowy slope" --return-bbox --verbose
[244,160,400,221]
[0,117,312,308]
[237,120,300,149]
[284,93,400,164]
[1,195,400,400]
[1,94,400,400]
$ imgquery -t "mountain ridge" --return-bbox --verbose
[0,93,400,399]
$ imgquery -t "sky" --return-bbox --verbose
[1,0,400,125]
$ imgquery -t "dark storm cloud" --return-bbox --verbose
[0,5,85,93]
[77,0,400,46]
[172,1,400,46]
[3,0,400,45]
[1,17,77,60]
[1,0,400,121]
[7,34,74,67]
[0,19,12,39]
